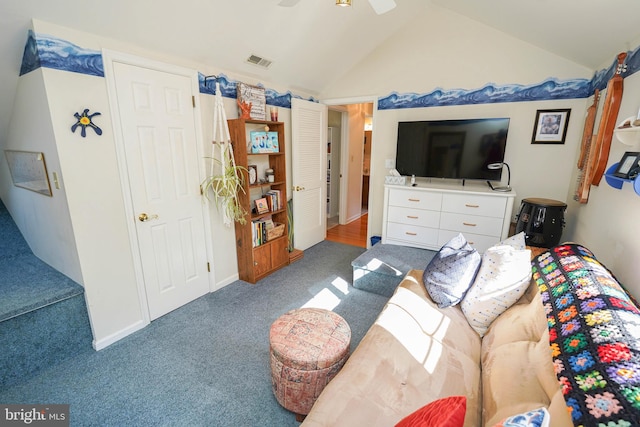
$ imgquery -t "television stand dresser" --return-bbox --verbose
[381,181,515,253]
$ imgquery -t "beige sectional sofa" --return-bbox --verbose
[301,269,571,426]
[302,241,640,426]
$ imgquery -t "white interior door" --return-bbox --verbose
[112,62,209,320]
[291,98,328,250]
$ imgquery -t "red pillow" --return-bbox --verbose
[395,396,466,427]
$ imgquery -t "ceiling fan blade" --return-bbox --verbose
[368,0,396,14]
[278,0,301,6]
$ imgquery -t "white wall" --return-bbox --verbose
[327,109,342,218]
[321,3,640,300]
[42,67,144,347]
[564,71,640,298]
[345,104,365,222]
[2,20,308,348]
[322,4,590,243]
[0,67,83,283]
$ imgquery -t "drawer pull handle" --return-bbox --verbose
[468,241,475,245]
[407,215,419,219]
[405,232,417,236]
[465,204,480,208]
[462,222,477,227]
[408,198,420,202]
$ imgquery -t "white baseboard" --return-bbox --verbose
[92,319,148,351]
[212,273,239,292]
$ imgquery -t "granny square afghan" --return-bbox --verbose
[533,244,640,426]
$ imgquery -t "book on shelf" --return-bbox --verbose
[265,189,282,211]
[251,216,274,247]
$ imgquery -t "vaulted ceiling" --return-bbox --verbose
[2,0,640,144]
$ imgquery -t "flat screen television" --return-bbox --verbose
[395,118,510,181]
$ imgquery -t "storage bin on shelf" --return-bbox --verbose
[267,223,285,241]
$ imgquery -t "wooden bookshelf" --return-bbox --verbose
[228,118,289,283]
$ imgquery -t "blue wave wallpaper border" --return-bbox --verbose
[197,73,317,108]
[378,77,592,110]
[20,30,640,110]
[20,31,104,77]
[379,43,640,110]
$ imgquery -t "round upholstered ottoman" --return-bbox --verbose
[269,308,351,420]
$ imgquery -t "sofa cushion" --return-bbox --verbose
[395,395,466,427]
[461,244,532,336]
[481,281,573,426]
[301,270,483,427]
[423,233,481,308]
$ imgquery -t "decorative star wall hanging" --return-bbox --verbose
[72,109,102,137]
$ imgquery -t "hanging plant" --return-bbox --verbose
[201,146,248,225]
[201,80,248,226]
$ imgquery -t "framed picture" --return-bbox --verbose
[4,150,53,196]
[249,131,279,153]
[255,197,269,215]
[612,151,640,179]
[531,109,571,144]
[237,82,266,120]
[247,165,257,185]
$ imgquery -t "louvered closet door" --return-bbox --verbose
[291,98,328,250]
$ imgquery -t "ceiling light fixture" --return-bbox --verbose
[336,0,352,7]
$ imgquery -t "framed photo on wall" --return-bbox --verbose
[531,109,571,144]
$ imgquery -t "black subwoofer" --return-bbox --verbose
[515,198,567,248]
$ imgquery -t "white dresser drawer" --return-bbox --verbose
[388,188,442,211]
[386,222,439,247]
[442,193,507,218]
[439,212,503,237]
[438,230,499,253]
[387,206,440,228]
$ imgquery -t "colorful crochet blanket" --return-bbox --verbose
[532,244,640,426]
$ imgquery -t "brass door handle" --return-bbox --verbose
[294,185,305,191]
[138,213,159,222]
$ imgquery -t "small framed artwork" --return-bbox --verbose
[612,151,640,179]
[237,82,266,120]
[255,197,269,215]
[531,109,571,144]
[247,165,257,185]
[4,150,53,196]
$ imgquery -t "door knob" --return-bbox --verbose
[294,185,305,191]
[138,213,159,222]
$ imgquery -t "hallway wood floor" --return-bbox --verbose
[326,214,368,248]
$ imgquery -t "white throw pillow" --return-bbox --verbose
[498,231,526,250]
[461,240,531,336]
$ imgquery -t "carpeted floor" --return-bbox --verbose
[0,200,84,322]
[0,240,389,426]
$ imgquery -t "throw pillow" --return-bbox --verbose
[461,243,532,336]
[423,233,481,308]
[492,407,550,427]
[395,396,466,427]
[498,231,526,250]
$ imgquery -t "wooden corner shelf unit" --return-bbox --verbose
[228,118,289,283]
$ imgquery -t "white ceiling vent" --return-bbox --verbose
[246,54,273,69]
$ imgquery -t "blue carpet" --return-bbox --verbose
[0,200,84,322]
[0,199,92,389]
[0,240,389,426]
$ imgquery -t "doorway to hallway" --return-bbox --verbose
[325,214,367,248]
